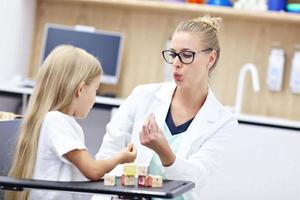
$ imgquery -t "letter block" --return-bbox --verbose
[137,165,148,176]
[123,163,136,176]
[138,176,146,186]
[151,175,163,188]
[121,174,135,186]
[104,174,116,186]
[144,175,163,188]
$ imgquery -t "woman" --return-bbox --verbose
[96,16,237,199]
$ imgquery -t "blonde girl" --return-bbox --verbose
[7,45,136,200]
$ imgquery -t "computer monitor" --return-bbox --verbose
[40,24,124,85]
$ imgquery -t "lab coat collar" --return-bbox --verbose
[154,82,219,123]
[153,82,176,130]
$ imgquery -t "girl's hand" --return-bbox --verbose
[139,113,176,166]
[118,143,137,164]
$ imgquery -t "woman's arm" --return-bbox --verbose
[65,143,136,181]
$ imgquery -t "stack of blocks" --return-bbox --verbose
[137,164,148,186]
[104,163,163,188]
[121,163,136,186]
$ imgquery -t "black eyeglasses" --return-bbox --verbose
[162,48,212,64]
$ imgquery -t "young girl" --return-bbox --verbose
[6,45,137,200]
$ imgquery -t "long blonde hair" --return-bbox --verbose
[174,16,222,73]
[6,45,102,200]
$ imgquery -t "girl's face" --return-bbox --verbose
[170,32,213,89]
[74,76,101,118]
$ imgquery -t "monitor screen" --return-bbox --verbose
[40,24,124,84]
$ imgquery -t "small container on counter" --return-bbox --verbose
[267,0,287,11]
[207,0,233,7]
[286,3,300,13]
[186,0,205,3]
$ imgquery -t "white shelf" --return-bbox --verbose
[42,0,300,24]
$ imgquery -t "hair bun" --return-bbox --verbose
[196,16,222,32]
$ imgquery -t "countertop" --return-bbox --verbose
[1,82,299,130]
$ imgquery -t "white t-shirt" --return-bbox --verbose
[29,111,91,200]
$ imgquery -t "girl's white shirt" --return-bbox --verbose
[29,111,90,200]
[94,82,238,200]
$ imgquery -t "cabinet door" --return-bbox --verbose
[199,123,300,200]
[0,94,22,114]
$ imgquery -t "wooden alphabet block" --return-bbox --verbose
[138,176,146,186]
[123,163,136,176]
[144,176,152,187]
[137,165,148,176]
[0,111,15,120]
[151,175,163,188]
[121,175,135,186]
[144,175,163,188]
[104,174,116,186]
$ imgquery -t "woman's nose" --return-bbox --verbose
[172,55,182,68]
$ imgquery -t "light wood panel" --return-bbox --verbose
[29,0,300,120]
[211,18,300,120]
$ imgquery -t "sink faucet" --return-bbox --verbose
[234,63,260,115]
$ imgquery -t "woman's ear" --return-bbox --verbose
[208,50,217,69]
[75,81,85,98]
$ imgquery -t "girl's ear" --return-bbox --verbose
[75,81,85,98]
[208,50,217,69]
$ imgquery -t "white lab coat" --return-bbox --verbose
[95,82,237,199]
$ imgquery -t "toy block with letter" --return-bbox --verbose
[121,174,135,186]
[138,176,146,186]
[104,174,116,186]
[151,175,163,188]
[144,175,163,188]
[123,163,136,176]
[137,165,148,176]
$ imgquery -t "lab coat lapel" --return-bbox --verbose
[154,82,176,131]
[136,82,176,165]
[176,88,219,157]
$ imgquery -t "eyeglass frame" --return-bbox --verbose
[162,48,213,64]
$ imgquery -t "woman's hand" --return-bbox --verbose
[118,143,137,164]
[140,113,176,166]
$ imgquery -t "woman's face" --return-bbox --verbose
[170,32,212,89]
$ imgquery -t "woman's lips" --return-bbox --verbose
[173,72,182,81]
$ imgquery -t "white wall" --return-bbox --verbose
[199,123,300,200]
[0,0,36,81]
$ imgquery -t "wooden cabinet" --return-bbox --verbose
[29,0,300,120]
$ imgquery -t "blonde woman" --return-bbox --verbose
[7,45,137,200]
[95,16,238,200]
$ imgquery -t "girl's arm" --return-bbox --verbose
[65,143,136,181]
